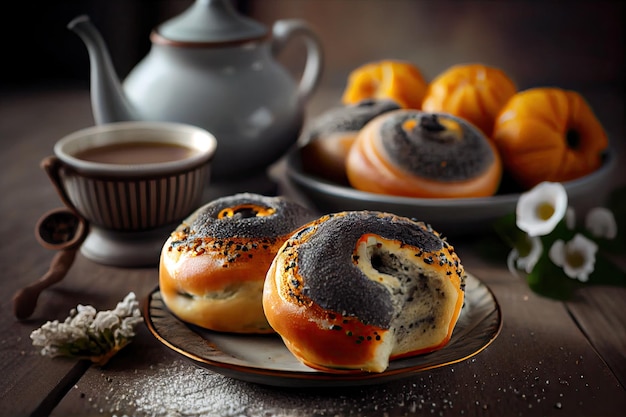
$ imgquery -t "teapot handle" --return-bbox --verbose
[271,19,324,103]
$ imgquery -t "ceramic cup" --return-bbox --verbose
[44,121,217,267]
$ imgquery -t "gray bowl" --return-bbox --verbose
[285,148,616,237]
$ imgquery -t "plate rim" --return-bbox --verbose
[143,274,503,387]
[284,146,616,208]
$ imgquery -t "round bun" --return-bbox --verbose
[345,109,502,198]
[300,99,401,184]
[159,193,315,334]
[263,211,466,373]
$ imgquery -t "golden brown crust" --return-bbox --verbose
[300,99,401,184]
[263,211,466,372]
[346,110,502,198]
[300,131,357,185]
[159,193,315,334]
[160,247,274,333]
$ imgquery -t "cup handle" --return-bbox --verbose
[271,19,324,104]
[41,155,81,216]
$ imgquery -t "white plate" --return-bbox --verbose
[144,273,501,387]
[284,148,616,236]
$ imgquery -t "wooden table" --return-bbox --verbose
[1,88,625,417]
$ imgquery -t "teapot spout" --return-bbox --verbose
[68,15,138,124]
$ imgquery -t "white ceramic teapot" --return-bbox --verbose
[68,0,323,180]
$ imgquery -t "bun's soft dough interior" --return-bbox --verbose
[263,211,466,373]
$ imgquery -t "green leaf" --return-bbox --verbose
[493,213,525,249]
[489,190,626,301]
[525,254,579,300]
[473,233,512,264]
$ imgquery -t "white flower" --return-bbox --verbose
[68,305,97,329]
[506,249,522,278]
[30,292,143,365]
[507,236,543,277]
[117,316,142,339]
[31,320,88,357]
[93,311,121,333]
[585,207,617,239]
[516,182,568,237]
[549,234,598,282]
[112,292,141,317]
[518,236,543,273]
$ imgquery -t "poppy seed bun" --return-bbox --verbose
[300,99,401,184]
[346,110,502,198]
[159,193,315,334]
[263,211,466,372]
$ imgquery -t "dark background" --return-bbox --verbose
[2,1,250,90]
[2,0,624,93]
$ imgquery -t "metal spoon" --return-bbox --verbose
[13,207,88,320]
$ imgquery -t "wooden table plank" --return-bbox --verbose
[2,87,625,417]
[566,286,626,388]
[49,246,626,417]
[0,89,94,416]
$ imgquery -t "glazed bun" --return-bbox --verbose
[300,99,400,184]
[346,110,502,198]
[263,211,466,373]
[159,193,315,334]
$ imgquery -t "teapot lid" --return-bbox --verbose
[156,0,267,44]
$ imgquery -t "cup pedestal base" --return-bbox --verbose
[79,171,278,267]
[80,225,174,267]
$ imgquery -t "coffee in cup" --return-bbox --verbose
[45,121,217,267]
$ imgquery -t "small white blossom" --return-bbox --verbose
[516,182,568,237]
[30,292,143,365]
[112,292,141,317]
[549,234,598,282]
[93,312,121,333]
[518,236,543,273]
[68,305,96,328]
[507,236,543,277]
[116,318,139,339]
[585,207,618,239]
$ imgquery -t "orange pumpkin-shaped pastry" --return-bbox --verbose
[422,63,517,136]
[263,211,466,373]
[342,60,428,109]
[346,110,502,198]
[492,87,608,189]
